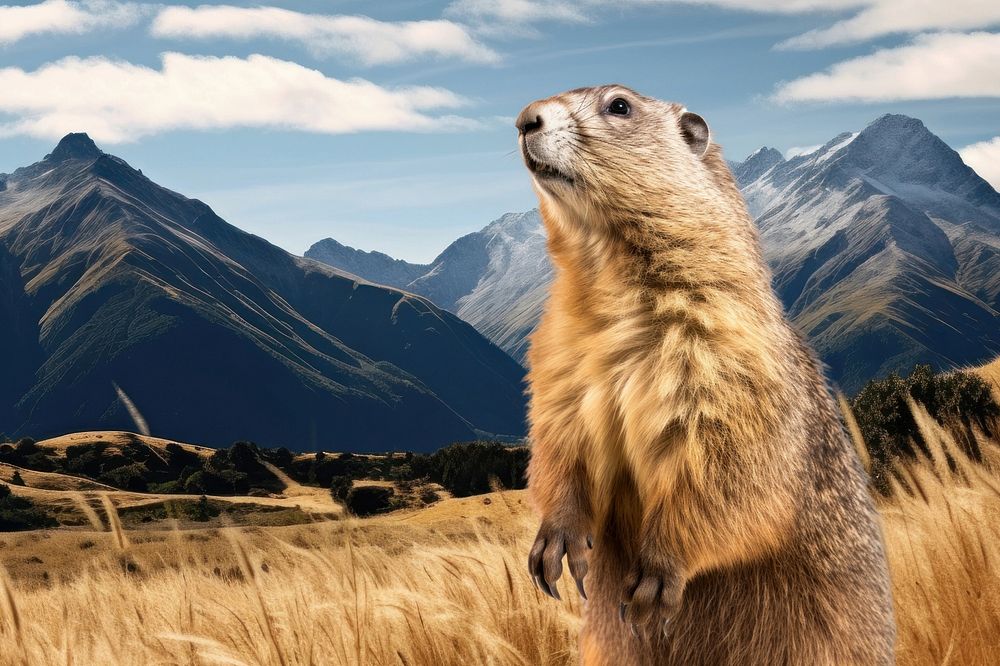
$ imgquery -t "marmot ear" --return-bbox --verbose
[679,112,710,158]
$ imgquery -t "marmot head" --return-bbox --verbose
[516,85,717,226]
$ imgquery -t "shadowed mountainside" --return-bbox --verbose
[0,243,41,429]
[0,134,526,450]
[308,210,551,362]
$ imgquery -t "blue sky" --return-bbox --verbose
[1,1,998,262]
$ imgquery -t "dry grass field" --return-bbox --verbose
[875,403,1000,666]
[0,410,998,665]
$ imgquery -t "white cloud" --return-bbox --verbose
[0,53,477,143]
[648,0,865,12]
[784,144,822,159]
[150,5,499,66]
[0,0,142,44]
[772,32,1000,103]
[446,0,588,24]
[447,1,1000,52]
[961,137,1000,191]
[446,0,864,28]
[780,0,1000,49]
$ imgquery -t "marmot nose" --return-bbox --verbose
[516,104,544,136]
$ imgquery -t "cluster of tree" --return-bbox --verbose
[165,442,287,495]
[851,364,999,492]
[286,441,530,498]
[0,438,51,473]
[0,483,56,531]
[321,441,528,515]
[1,432,532,504]
[0,437,287,496]
[408,441,529,497]
[288,450,406,487]
[321,441,529,498]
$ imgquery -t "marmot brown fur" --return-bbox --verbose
[518,85,895,665]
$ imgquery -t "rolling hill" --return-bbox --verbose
[0,134,526,451]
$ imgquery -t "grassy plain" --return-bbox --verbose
[0,410,997,665]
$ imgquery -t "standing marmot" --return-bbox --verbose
[518,85,895,665]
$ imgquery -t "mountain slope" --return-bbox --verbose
[0,134,526,450]
[732,147,784,190]
[0,242,41,429]
[307,210,551,362]
[737,114,1000,392]
[304,239,430,289]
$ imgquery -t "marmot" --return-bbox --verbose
[518,85,895,665]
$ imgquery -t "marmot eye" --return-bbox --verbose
[607,98,630,116]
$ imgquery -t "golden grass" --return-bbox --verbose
[0,413,997,665]
[878,402,1000,666]
[4,472,344,526]
[0,463,113,492]
[974,358,1000,402]
[0,491,580,665]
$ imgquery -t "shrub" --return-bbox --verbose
[313,452,375,486]
[329,475,353,502]
[345,486,394,517]
[20,452,54,472]
[852,365,1000,491]
[183,470,219,495]
[261,446,293,469]
[191,496,215,522]
[65,443,111,477]
[148,480,184,494]
[0,483,57,531]
[207,442,282,493]
[15,438,37,454]
[9,470,24,486]
[99,463,150,492]
[165,443,201,472]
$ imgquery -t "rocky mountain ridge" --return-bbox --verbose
[0,135,527,450]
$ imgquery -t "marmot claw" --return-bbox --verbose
[620,561,683,638]
[528,522,592,601]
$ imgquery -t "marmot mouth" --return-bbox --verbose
[523,150,574,185]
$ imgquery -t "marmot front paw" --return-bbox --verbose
[528,521,592,601]
[619,560,684,638]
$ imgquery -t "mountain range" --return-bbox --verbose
[4,113,996,451]
[307,210,551,363]
[740,114,1000,391]
[309,114,1000,393]
[0,134,527,451]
